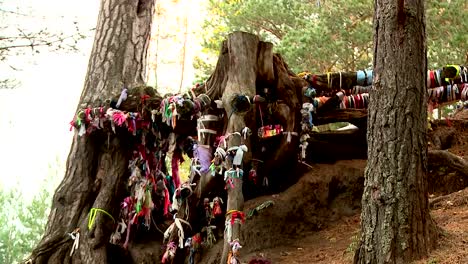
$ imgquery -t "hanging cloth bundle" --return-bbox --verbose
[212,197,224,217]
[175,99,195,118]
[233,145,248,166]
[115,88,128,109]
[224,169,243,189]
[171,182,196,213]
[460,67,468,83]
[300,134,310,160]
[224,211,245,243]
[210,147,226,176]
[110,220,127,245]
[68,228,80,257]
[202,225,217,247]
[257,104,283,139]
[196,145,213,173]
[227,239,242,264]
[163,218,192,248]
[165,175,175,203]
[230,94,251,115]
[161,242,177,264]
[304,84,317,98]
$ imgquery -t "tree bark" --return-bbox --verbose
[355,1,437,263]
[219,32,259,264]
[29,1,155,263]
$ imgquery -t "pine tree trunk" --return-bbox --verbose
[354,1,437,263]
[29,1,155,263]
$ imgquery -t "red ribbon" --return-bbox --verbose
[446,117,452,127]
[141,94,151,104]
[192,233,202,244]
[69,120,76,131]
[230,211,245,225]
[225,178,234,189]
[163,188,170,216]
[249,169,257,185]
[230,212,245,225]
[430,71,436,88]
[113,112,126,126]
[85,108,92,122]
[312,75,317,85]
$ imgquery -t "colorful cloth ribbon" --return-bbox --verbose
[88,208,115,230]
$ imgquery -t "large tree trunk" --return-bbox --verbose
[355,1,437,263]
[29,1,155,263]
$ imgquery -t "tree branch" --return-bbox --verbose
[305,65,467,91]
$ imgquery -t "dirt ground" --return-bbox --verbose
[244,188,468,264]
[241,121,468,264]
[197,121,468,264]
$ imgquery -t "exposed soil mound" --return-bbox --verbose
[199,160,366,263]
[124,122,468,264]
[252,187,468,264]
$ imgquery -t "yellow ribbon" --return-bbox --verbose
[225,209,243,217]
[445,65,461,82]
[88,208,115,230]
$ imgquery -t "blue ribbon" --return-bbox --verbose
[304,87,317,98]
[357,70,373,86]
[366,70,373,85]
[308,112,313,127]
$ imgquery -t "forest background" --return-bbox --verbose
[0,0,466,263]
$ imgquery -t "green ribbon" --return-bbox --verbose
[88,208,115,230]
[247,200,274,218]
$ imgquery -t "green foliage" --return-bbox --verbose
[343,230,360,261]
[0,183,53,264]
[278,0,373,73]
[346,231,360,254]
[200,0,467,75]
[426,0,468,69]
[192,56,215,84]
[179,154,192,182]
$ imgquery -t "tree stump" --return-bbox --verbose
[219,32,259,264]
[199,31,302,263]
